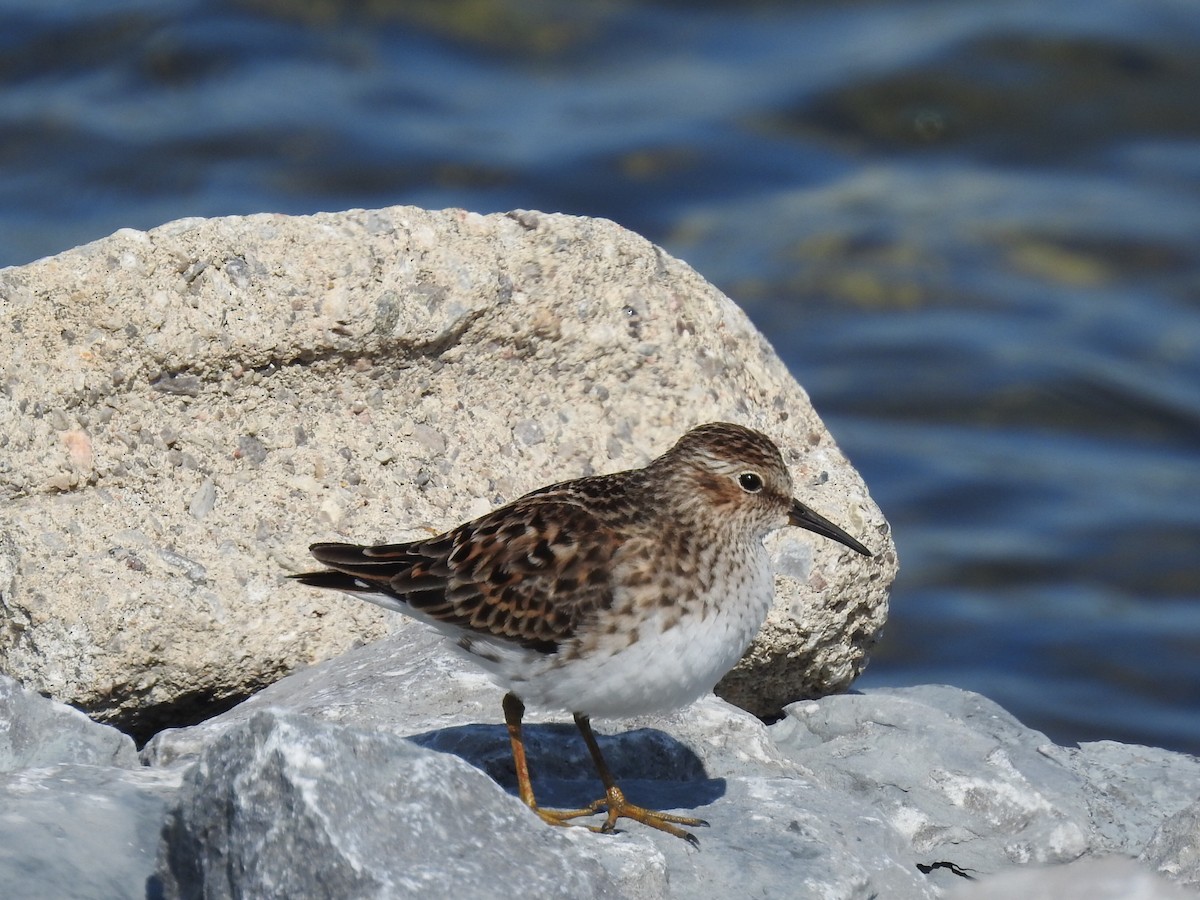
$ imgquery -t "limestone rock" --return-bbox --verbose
[156,711,627,900]
[0,678,180,899]
[947,856,1199,900]
[771,685,1200,888]
[1143,798,1200,890]
[0,765,181,900]
[0,207,894,735]
[773,686,1094,877]
[0,673,138,771]
[152,686,932,899]
[142,631,1200,898]
[1047,739,1200,857]
[3,641,1197,899]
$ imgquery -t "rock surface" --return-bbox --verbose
[1,646,1197,898]
[0,673,138,770]
[947,856,1198,900]
[140,627,1200,899]
[0,675,181,900]
[156,711,627,900]
[0,207,893,736]
[1143,798,1200,890]
[772,687,1200,873]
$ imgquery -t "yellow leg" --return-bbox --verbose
[502,693,604,827]
[573,712,708,847]
[502,693,707,845]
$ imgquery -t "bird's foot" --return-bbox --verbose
[532,801,606,828]
[534,786,706,847]
[594,784,708,847]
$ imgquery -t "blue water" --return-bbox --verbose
[3,0,1198,753]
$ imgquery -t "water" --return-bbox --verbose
[2,0,1198,754]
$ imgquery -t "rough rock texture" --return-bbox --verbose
[2,645,1197,898]
[1,765,182,900]
[1144,799,1200,890]
[156,711,627,900]
[947,856,1198,900]
[0,673,138,770]
[149,640,936,900]
[771,687,1200,874]
[138,628,1200,899]
[0,674,180,899]
[0,207,894,736]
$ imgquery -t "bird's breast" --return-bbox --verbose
[527,540,775,717]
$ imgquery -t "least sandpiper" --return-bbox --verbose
[292,422,870,845]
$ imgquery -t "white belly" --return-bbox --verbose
[504,550,775,717]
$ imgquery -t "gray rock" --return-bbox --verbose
[1143,799,1200,890]
[144,631,1200,898]
[653,775,932,899]
[146,633,936,897]
[0,763,181,900]
[142,624,486,768]
[156,710,628,900]
[2,632,1195,899]
[153,702,933,900]
[772,686,1092,879]
[946,855,1200,900]
[0,208,894,734]
[771,685,1200,890]
[1049,740,1200,856]
[0,675,172,898]
[0,673,138,771]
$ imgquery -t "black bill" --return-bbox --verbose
[788,499,872,557]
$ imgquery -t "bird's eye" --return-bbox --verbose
[738,472,763,493]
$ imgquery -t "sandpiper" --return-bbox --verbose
[292,422,870,845]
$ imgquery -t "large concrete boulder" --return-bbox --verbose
[0,207,894,737]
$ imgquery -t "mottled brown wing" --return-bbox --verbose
[300,496,620,653]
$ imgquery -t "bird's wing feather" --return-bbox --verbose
[299,495,620,652]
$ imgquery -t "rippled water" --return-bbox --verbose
[3,0,1198,753]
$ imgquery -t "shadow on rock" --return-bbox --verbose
[408,722,726,812]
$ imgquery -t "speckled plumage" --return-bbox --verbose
[293,422,870,844]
